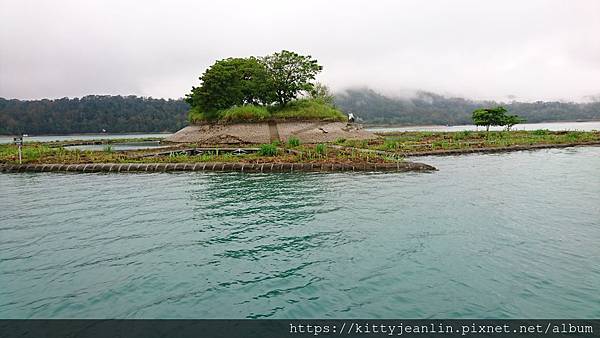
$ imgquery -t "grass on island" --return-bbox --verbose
[341,130,600,153]
[189,98,347,124]
[1,130,599,166]
[0,140,399,165]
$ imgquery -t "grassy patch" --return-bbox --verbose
[2,130,599,166]
[270,99,346,122]
[287,136,300,147]
[366,130,600,153]
[188,99,346,124]
[218,105,270,123]
[258,143,278,156]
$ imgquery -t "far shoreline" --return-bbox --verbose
[365,119,600,129]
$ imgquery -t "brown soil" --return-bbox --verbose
[165,121,377,144]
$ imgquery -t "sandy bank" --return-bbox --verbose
[165,121,377,144]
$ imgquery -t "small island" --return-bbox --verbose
[166,50,376,144]
[1,51,599,174]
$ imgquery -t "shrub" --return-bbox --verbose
[270,99,346,122]
[532,129,549,136]
[315,143,326,156]
[103,144,113,153]
[453,130,472,140]
[287,136,300,147]
[188,107,206,124]
[384,139,398,150]
[258,143,278,156]
[335,137,346,145]
[219,105,270,122]
[566,131,581,141]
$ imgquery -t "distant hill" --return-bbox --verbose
[335,88,600,125]
[0,95,189,135]
[1,90,599,135]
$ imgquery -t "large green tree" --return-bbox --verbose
[472,106,509,131]
[184,57,272,119]
[261,50,322,106]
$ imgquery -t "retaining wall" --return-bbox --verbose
[0,161,436,173]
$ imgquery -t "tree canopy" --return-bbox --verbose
[185,50,323,120]
[184,57,272,119]
[0,96,188,135]
[262,50,322,106]
[472,106,525,131]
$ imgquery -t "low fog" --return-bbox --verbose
[1,0,599,101]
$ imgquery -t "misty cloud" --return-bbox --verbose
[1,0,599,101]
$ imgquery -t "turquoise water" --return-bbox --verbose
[1,147,599,318]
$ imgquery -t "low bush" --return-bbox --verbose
[532,129,549,136]
[287,136,300,147]
[315,143,326,156]
[219,105,270,122]
[258,143,278,156]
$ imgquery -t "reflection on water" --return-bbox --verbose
[1,147,599,319]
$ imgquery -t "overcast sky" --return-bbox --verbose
[1,0,599,101]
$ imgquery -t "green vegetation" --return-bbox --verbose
[184,57,272,120]
[258,143,278,156]
[334,88,600,126]
[189,98,345,123]
[287,136,300,147]
[472,106,525,131]
[0,95,188,135]
[340,130,600,153]
[1,131,599,166]
[270,99,345,121]
[262,50,322,106]
[3,89,600,135]
[217,105,271,123]
[315,143,327,156]
[184,50,341,124]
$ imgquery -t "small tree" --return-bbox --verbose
[309,82,335,105]
[261,50,322,106]
[472,106,508,132]
[503,114,525,131]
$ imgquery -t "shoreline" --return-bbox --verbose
[0,161,436,173]
[365,119,600,129]
[1,142,599,174]
[399,141,600,157]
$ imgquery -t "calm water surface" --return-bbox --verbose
[0,133,171,144]
[1,147,599,318]
[63,141,169,152]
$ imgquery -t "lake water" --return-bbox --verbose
[1,147,599,318]
[1,121,598,145]
[63,141,170,152]
[367,121,600,133]
[0,133,171,144]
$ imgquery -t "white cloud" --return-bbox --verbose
[1,0,599,101]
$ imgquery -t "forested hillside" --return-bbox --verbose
[335,88,600,125]
[1,90,599,135]
[0,95,188,134]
